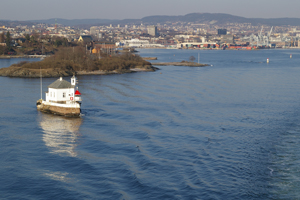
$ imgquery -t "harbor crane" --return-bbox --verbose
[250,26,273,48]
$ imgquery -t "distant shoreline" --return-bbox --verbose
[0,47,298,60]
[0,55,47,59]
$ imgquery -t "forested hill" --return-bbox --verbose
[2,13,300,27]
[30,18,117,26]
[140,13,300,26]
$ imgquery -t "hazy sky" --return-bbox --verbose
[1,0,300,21]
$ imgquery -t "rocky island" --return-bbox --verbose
[0,47,158,78]
[152,61,209,67]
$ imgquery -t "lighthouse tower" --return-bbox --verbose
[71,75,76,86]
[75,89,82,103]
[71,75,82,103]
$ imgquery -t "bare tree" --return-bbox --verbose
[0,33,5,43]
[189,56,196,62]
[6,31,11,50]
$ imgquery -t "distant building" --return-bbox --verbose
[220,35,234,44]
[218,29,227,35]
[78,35,93,43]
[18,38,26,43]
[93,43,117,53]
[148,26,158,36]
[90,26,98,36]
[117,39,150,47]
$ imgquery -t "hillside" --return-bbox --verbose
[140,13,300,26]
[2,13,300,27]
[30,18,117,26]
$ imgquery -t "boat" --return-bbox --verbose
[36,75,82,117]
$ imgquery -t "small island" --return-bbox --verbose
[0,47,158,78]
[142,57,158,60]
[152,61,209,67]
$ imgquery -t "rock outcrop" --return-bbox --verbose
[152,61,209,67]
[0,65,158,78]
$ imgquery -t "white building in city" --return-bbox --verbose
[116,39,150,47]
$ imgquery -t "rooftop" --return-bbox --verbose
[48,77,74,89]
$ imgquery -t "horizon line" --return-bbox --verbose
[2,12,300,22]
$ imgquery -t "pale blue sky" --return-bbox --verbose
[1,0,300,20]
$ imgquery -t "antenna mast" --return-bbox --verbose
[40,66,42,100]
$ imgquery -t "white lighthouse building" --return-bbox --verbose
[37,75,82,116]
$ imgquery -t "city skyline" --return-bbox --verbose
[1,0,300,21]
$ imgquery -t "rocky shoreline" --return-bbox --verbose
[37,100,81,117]
[76,65,158,75]
[152,61,209,67]
[142,57,157,60]
[0,64,158,78]
[0,55,47,59]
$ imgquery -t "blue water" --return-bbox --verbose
[1,49,300,199]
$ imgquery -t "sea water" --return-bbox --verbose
[1,49,300,199]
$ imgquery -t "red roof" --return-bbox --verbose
[75,90,81,95]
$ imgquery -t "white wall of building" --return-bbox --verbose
[46,88,75,102]
[117,39,150,47]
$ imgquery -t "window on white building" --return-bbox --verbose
[63,93,66,98]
